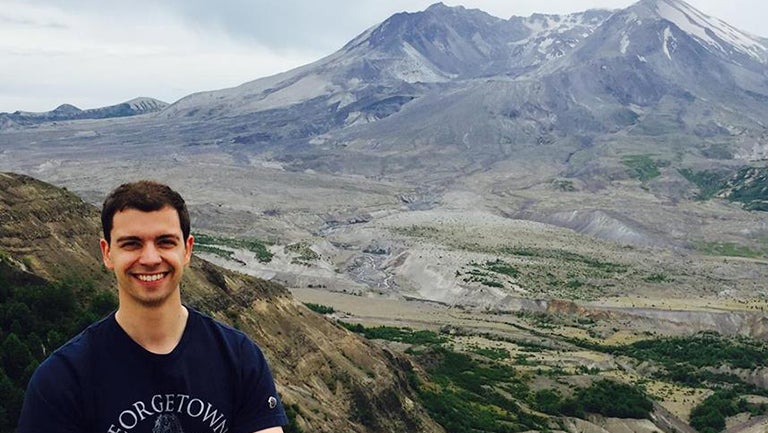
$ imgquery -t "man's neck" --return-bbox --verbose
[115,302,189,355]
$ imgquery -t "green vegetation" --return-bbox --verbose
[285,242,319,265]
[617,332,768,372]
[303,303,335,315]
[558,331,768,396]
[193,244,237,261]
[722,167,768,211]
[457,262,513,288]
[498,247,627,274]
[194,233,273,262]
[391,224,631,300]
[343,323,551,431]
[644,272,674,283]
[391,225,439,238]
[533,389,565,415]
[339,314,768,433]
[678,166,768,211]
[485,247,627,300]
[690,390,767,433]
[483,259,520,277]
[678,168,731,200]
[564,379,653,419]
[469,345,510,361]
[529,379,653,419]
[551,327,768,401]
[694,241,764,258]
[414,347,545,433]
[515,311,560,330]
[283,403,305,433]
[622,155,668,182]
[340,322,447,345]
[0,271,117,431]
[552,179,576,192]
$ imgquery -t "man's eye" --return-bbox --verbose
[120,242,140,249]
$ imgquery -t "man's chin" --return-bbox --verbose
[125,291,177,309]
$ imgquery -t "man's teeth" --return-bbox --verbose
[137,273,165,282]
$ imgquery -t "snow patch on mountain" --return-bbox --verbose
[654,0,766,62]
[663,27,675,59]
[505,11,609,65]
[620,34,630,54]
[523,13,587,35]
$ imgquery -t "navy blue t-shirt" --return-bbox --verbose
[18,308,287,433]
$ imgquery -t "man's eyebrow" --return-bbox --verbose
[115,236,141,244]
[115,234,181,243]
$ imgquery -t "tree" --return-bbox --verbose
[1,333,33,381]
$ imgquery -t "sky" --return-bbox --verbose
[1,0,765,113]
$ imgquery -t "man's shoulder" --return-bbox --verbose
[187,307,262,353]
[48,313,116,362]
[187,307,245,336]
[29,313,116,388]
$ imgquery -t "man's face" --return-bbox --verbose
[100,206,194,309]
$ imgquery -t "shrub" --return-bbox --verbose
[303,303,335,314]
[562,379,652,419]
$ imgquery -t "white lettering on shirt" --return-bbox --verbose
[106,394,229,433]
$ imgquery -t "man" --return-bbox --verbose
[18,180,287,433]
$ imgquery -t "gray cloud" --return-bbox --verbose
[20,0,767,51]
[0,13,68,29]
[22,0,409,52]
[155,0,443,52]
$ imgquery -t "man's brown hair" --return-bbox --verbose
[101,180,190,244]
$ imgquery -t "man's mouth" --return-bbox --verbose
[134,272,169,282]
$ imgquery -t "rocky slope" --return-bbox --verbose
[0,172,442,433]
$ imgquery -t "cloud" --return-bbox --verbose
[0,0,319,111]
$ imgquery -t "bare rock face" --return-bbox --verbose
[0,172,443,433]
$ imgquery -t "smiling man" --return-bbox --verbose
[18,180,287,433]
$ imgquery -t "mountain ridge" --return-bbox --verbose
[146,0,768,176]
[0,97,168,129]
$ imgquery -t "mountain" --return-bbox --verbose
[0,1,767,302]
[0,97,168,129]
[0,172,442,433]
[87,0,751,187]
[157,4,615,152]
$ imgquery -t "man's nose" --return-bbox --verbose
[139,243,162,265]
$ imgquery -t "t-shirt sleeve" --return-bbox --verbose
[231,338,288,433]
[17,354,87,433]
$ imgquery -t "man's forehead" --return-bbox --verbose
[111,206,182,233]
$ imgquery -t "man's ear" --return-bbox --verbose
[184,235,194,265]
[100,239,114,270]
